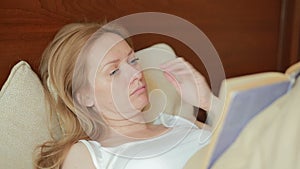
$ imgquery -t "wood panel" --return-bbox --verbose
[278,0,300,71]
[4,0,300,122]
[0,0,285,88]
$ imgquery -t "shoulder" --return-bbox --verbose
[62,141,96,169]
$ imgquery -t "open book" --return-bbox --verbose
[185,61,300,169]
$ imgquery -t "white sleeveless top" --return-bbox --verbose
[79,114,211,169]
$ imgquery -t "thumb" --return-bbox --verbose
[163,71,180,92]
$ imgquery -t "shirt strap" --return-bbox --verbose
[79,140,103,169]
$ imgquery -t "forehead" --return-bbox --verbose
[88,33,131,64]
[84,33,131,79]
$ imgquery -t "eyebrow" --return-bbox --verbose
[102,49,134,69]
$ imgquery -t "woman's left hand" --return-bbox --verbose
[160,57,212,111]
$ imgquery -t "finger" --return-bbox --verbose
[170,60,204,77]
[159,57,185,68]
[166,57,195,70]
[171,69,194,76]
[162,63,188,73]
[161,61,193,73]
[162,71,181,91]
[163,62,197,76]
[163,64,199,78]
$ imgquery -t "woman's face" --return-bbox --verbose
[86,33,149,121]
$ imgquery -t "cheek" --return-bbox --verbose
[111,75,131,93]
[94,76,130,107]
[94,79,113,105]
[94,90,105,107]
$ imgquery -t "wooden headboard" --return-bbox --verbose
[1,0,299,91]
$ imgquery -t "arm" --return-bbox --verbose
[62,142,96,169]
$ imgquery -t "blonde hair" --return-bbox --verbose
[34,22,131,169]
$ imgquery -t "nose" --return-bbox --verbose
[123,63,143,84]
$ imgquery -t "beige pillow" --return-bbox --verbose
[0,61,61,169]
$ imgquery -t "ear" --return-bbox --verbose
[76,89,95,107]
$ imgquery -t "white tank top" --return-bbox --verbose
[79,114,211,169]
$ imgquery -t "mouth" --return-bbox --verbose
[130,84,146,96]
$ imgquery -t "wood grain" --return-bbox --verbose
[0,0,284,86]
[2,0,299,122]
[277,0,300,71]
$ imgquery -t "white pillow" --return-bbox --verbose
[0,61,61,169]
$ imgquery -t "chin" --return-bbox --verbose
[132,94,149,111]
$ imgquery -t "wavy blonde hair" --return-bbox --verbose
[34,22,131,169]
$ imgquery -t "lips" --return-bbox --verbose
[130,84,146,96]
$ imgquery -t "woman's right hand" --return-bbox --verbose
[159,57,213,111]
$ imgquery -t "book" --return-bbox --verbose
[184,61,300,169]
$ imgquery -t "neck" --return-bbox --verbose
[97,111,170,147]
[104,113,150,138]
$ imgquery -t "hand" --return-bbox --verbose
[159,57,212,111]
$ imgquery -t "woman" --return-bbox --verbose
[35,22,217,169]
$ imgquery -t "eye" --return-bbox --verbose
[129,57,139,65]
[109,68,119,76]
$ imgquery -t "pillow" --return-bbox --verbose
[0,61,61,169]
